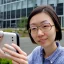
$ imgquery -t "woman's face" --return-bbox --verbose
[29,12,56,48]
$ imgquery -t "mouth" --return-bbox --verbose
[38,38,48,43]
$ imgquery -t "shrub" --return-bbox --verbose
[0,58,12,64]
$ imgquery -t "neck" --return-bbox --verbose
[43,42,57,58]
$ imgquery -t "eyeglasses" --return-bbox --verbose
[29,23,54,33]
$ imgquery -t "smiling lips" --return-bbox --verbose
[38,38,48,43]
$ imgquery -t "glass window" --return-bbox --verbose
[0,6,4,19]
[7,4,11,11]
[3,21,6,28]
[21,8,26,17]
[56,3,63,15]
[11,3,16,19]
[4,5,7,11]
[58,17,61,26]
[11,0,16,2]
[7,21,10,28]
[42,0,47,5]
[16,9,20,18]
[11,20,16,28]
[16,20,20,28]
[58,0,64,3]
[4,0,7,4]
[0,0,3,4]
[27,7,33,17]
[4,12,6,19]
[0,21,3,28]
[22,0,27,8]
[11,3,16,10]
[48,0,57,4]
[7,0,11,3]
[0,0,1,4]
[7,11,10,19]
[62,17,64,27]
[11,10,15,18]
[0,5,4,12]
[27,0,33,7]
[0,12,3,19]
[16,2,21,9]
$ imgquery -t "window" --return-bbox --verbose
[4,5,7,11]
[16,2,21,9]
[11,10,15,18]
[11,3,16,10]
[11,0,16,2]
[3,21,6,28]
[27,7,33,17]
[21,8,26,17]
[4,12,6,19]
[7,11,10,19]
[4,0,7,4]
[56,3,63,15]
[62,17,64,27]
[7,0,11,3]
[7,4,11,11]
[7,21,10,28]
[16,9,20,18]
[0,6,4,19]
[27,0,33,7]
[22,0,27,8]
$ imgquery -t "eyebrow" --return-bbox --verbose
[30,20,49,26]
[40,20,49,24]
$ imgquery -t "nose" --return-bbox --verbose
[37,29,44,37]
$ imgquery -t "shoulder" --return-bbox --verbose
[57,47,64,61]
[60,47,64,55]
[57,47,64,63]
[27,46,42,64]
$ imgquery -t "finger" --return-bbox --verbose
[0,48,5,58]
[0,48,4,54]
[12,43,27,56]
[2,47,27,60]
[4,44,16,51]
[12,60,19,64]
[5,54,28,64]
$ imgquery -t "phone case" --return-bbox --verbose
[0,31,20,48]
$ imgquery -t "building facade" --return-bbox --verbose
[0,0,64,29]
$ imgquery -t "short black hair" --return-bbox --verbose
[27,5,62,44]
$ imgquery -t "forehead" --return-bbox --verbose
[30,12,54,25]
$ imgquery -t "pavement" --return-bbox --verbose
[20,32,64,55]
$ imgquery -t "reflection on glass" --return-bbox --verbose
[7,4,11,11]
[62,17,64,27]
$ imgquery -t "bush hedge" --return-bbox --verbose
[0,58,12,64]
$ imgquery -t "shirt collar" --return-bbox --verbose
[40,42,62,63]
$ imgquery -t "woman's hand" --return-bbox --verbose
[2,43,28,64]
[0,48,5,58]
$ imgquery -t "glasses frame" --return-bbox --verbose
[29,23,55,33]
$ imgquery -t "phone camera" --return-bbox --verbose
[12,37,14,41]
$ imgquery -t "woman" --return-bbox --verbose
[1,5,64,64]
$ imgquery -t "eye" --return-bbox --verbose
[31,27,37,30]
[42,24,50,28]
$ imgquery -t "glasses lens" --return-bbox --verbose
[41,23,51,32]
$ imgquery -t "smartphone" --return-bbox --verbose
[0,31,20,49]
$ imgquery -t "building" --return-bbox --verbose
[0,0,64,29]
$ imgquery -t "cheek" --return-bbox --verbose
[31,33,38,43]
[31,33,36,40]
[47,29,56,41]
